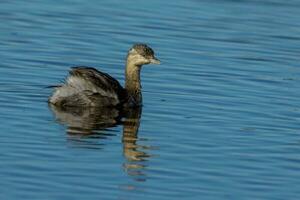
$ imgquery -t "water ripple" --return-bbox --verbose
[0,0,300,199]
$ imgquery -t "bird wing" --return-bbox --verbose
[49,66,127,107]
[67,67,126,104]
[67,67,124,98]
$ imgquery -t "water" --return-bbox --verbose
[0,0,300,199]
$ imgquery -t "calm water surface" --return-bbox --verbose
[1,0,300,199]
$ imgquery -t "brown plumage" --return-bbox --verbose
[49,44,160,108]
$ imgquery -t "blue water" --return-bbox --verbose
[1,0,300,199]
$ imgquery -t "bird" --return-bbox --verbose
[48,44,160,108]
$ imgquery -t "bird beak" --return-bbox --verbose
[149,57,161,64]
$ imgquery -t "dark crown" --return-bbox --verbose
[132,43,154,57]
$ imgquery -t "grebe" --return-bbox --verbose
[49,44,160,107]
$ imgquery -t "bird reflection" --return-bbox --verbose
[122,107,150,181]
[50,104,122,135]
[49,104,150,181]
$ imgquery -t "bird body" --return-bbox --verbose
[49,67,126,107]
[49,44,160,108]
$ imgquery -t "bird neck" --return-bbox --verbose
[125,61,142,105]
